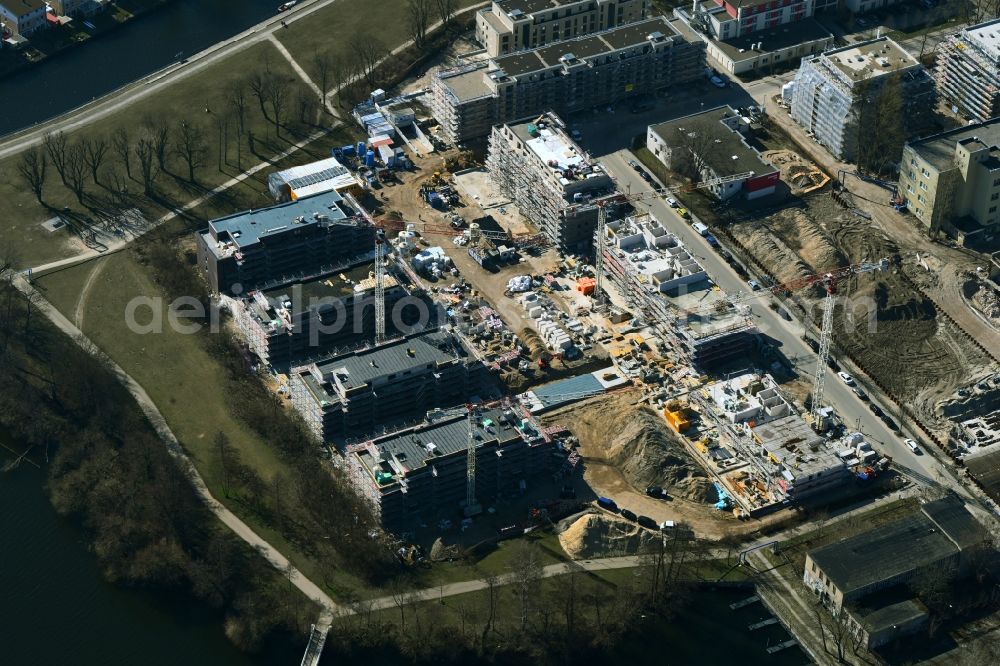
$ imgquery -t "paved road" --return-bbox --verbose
[598,150,964,495]
[0,0,341,160]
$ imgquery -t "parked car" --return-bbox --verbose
[705,234,719,247]
[677,207,691,219]
[620,509,638,522]
[629,159,642,171]
[597,496,618,511]
[660,520,676,530]
[709,75,728,88]
[870,404,885,418]
[646,485,664,498]
[748,279,761,291]
[640,169,653,182]
[666,197,679,208]
[637,515,658,530]
[881,413,899,432]
[853,386,869,401]
[837,371,855,386]
[905,438,921,454]
[804,336,819,353]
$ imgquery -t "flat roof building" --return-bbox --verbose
[898,117,1000,244]
[804,495,988,611]
[266,156,363,202]
[937,19,1000,124]
[289,329,489,445]
[476,0,648,57]
[789,37,936,164]
[0,0,49,38]
[346,405,554,526]
[673,2,833,75]
[647,106,779,200]
[223,264,425,370]
[600,213,757,367]
[487,111,614,254]
[195,192,375,295]
[432,16,705,144]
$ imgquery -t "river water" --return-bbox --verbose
[0,453,296,665]
[0,0,282,137]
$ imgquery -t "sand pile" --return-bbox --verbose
[971,283,1000,323]
[606,408,710,502]
[558,513,658,559]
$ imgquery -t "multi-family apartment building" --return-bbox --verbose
[936,19,1000,123]
[346,406,553,526]
[475,0,648,57]
[674,0,833,74]
[487,111,614,254]
[789,37,935,162]
[432,16,706,144]
[646,106,779,200]
[195,192,375,295]
[898,118,1000,244]
[0,0,48,38]
[289,329,488,445]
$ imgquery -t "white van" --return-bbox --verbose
[692,221,709,236]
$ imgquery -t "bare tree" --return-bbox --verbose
[80,135,109,186]
[64,143,88,204]
[215,432,238,498]
[248,70,274,122]
[507,540,543,631]
[43,132,70,186]
[351,33,387,88]
[226,80,249,136]
[16,147,47,204]
[407,0,433,49]
[328,55,355,108]
[174,120,208,183]
[135,136,158,195]
[267,79,290,137]
[311,54,333,105]
[144,116,171,171]
[111,127,131,179]
[434,0,457,27]
[296,86,318,124]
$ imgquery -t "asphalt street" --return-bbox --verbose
[597,150,964,495]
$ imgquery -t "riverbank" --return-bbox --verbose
[0,0,176,81]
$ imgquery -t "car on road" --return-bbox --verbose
[620,509,638,522]
[666,197,678,208]
[628,159,641,171]
[905,438,921,454]
[718,248,733,262]
[837,371,855,385]
[748,279,761,291]
[853,386,869,401]
[640,169,653,182]
[870,404,884,418]
[705,234,719,247]
[881,413,900,432]
[709,75,728,88]
[278,1,297,11]
[637,515,658,530]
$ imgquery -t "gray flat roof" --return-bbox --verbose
[496,0,570,14]
[908,117,1000,172]
[439,65,492,102]
[962,17,1000,62]
[809,496,983,596]
[364,407,527,475]
[712,17,831,63]
[922,494,986,550]
[858,599,927,633]
[316,329,463,390]
[599,17,675,50]
[208,192,349,250]
[494,50,547,76]
[821,37,919,81]
[649,106,778,180]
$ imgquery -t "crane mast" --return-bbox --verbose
[465,404,481,517]
[374,229,386,346]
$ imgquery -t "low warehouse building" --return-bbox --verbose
[646,105,779,200]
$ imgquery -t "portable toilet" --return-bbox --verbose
[365,150,376,168]
[357,141,366,156]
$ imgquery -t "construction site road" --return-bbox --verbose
[0,0,341,159]
[598,150,969,500]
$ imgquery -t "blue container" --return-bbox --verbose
[365,150,375,168]
[341,144,356,157]
[357,141,366,156]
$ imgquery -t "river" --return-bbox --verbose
[0,453,297,665]
[0,0,283,137]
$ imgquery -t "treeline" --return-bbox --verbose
[0,257,311,650]
[134,233,397,588]
[327,538,706,665]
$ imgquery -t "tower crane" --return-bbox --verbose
[678,258,889,429]
[374,228,387,345]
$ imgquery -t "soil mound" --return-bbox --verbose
[558,512,657,559]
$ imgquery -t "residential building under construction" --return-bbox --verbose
[487,111,614,254]
[195,192,375,295]
[936,19,1000,123]
[475,0,649,57]
[789,37,935,161]
[346,405,555,526]
[288,329,489,445]
[600,213,756,367]
[222,263,419,370]
[431,16,706,144]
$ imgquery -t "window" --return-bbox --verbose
[920,181,928,191]
[922,168,930,177]
[994,178,1000,186]
[908,170,915,180]
[906,184,913,193]
[990,206,997,213]
[993,193,999,201]
[917,195,925,203]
